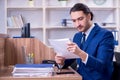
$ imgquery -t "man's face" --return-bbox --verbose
[70,11,91,32]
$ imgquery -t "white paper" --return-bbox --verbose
[12,67,53,77]
[49,38,79,59]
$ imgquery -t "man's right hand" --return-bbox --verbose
[55,55,65,65]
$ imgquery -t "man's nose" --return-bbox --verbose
[75,20,80,27]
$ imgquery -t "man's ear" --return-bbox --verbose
[87,13,91,20]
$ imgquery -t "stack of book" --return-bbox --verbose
[12,64,54,77]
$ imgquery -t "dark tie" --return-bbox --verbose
[81,33,86,49]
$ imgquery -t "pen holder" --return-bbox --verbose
[25,53,34,64]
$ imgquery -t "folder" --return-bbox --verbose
[12,64,54,77]
[14,64,54,68]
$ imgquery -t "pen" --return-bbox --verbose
[27,53,34,64]
[58,64,63,72]
[30,53,34,58]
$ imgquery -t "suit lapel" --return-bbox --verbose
[83,24,100,51]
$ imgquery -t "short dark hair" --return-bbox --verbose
[70,3,94,20]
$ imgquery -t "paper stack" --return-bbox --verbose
[49,38,79,59]
[12,64,54,77]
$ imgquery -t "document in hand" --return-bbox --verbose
[49,38,79,59]
[12,64,54,77]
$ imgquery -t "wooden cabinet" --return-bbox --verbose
[0,39,5,69]
[4,38,55,66]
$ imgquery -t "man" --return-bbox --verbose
[55,3,114,80]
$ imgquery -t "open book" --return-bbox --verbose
[49,38,79,59]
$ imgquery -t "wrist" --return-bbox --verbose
[78,50,87,62]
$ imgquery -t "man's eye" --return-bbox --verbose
[72,20,76,22]
[72,17,84,22]
[78,17,84,21]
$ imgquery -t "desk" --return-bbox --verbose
[0,66,82,80]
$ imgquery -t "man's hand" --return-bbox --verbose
[67,42,87,62]
[67,41,82,54]
[55,55,65,65]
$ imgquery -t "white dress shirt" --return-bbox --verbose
[82,23,95,64]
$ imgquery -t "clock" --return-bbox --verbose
[93,0,106,5]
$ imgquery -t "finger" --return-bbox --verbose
[67,42,75,46]
[67,44,76,51]
[55,55,65,61]
[55,57,65,65]
[55,55,65,59]
[67,41,72,44]
[69,48,75,53]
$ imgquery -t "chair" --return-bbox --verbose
[111,62,120,80]
[111,52,120,80]
[114,52,120,63]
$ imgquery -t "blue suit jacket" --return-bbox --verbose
[64,23,114,80]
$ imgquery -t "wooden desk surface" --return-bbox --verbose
[0,66,82,80]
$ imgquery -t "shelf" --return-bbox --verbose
[44,26,117,32]
[0,0,120,51]
[90,6,117,10]
[45,26,74,29]
[45,6,72,9]
[45,6,117,10]
[102,26,117,29]
[7,7,43,9]
[7,27,43,29]
[7,0,43,8]
[7,8,43,28]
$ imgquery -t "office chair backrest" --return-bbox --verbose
[111,52,120,80]
[114,52,120,63]
[112,62,120,80]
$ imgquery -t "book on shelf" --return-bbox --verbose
[12,64,54,77]
[7,17,14,27]
[7,15,24,28]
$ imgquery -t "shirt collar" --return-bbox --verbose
[84,23,95,39]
